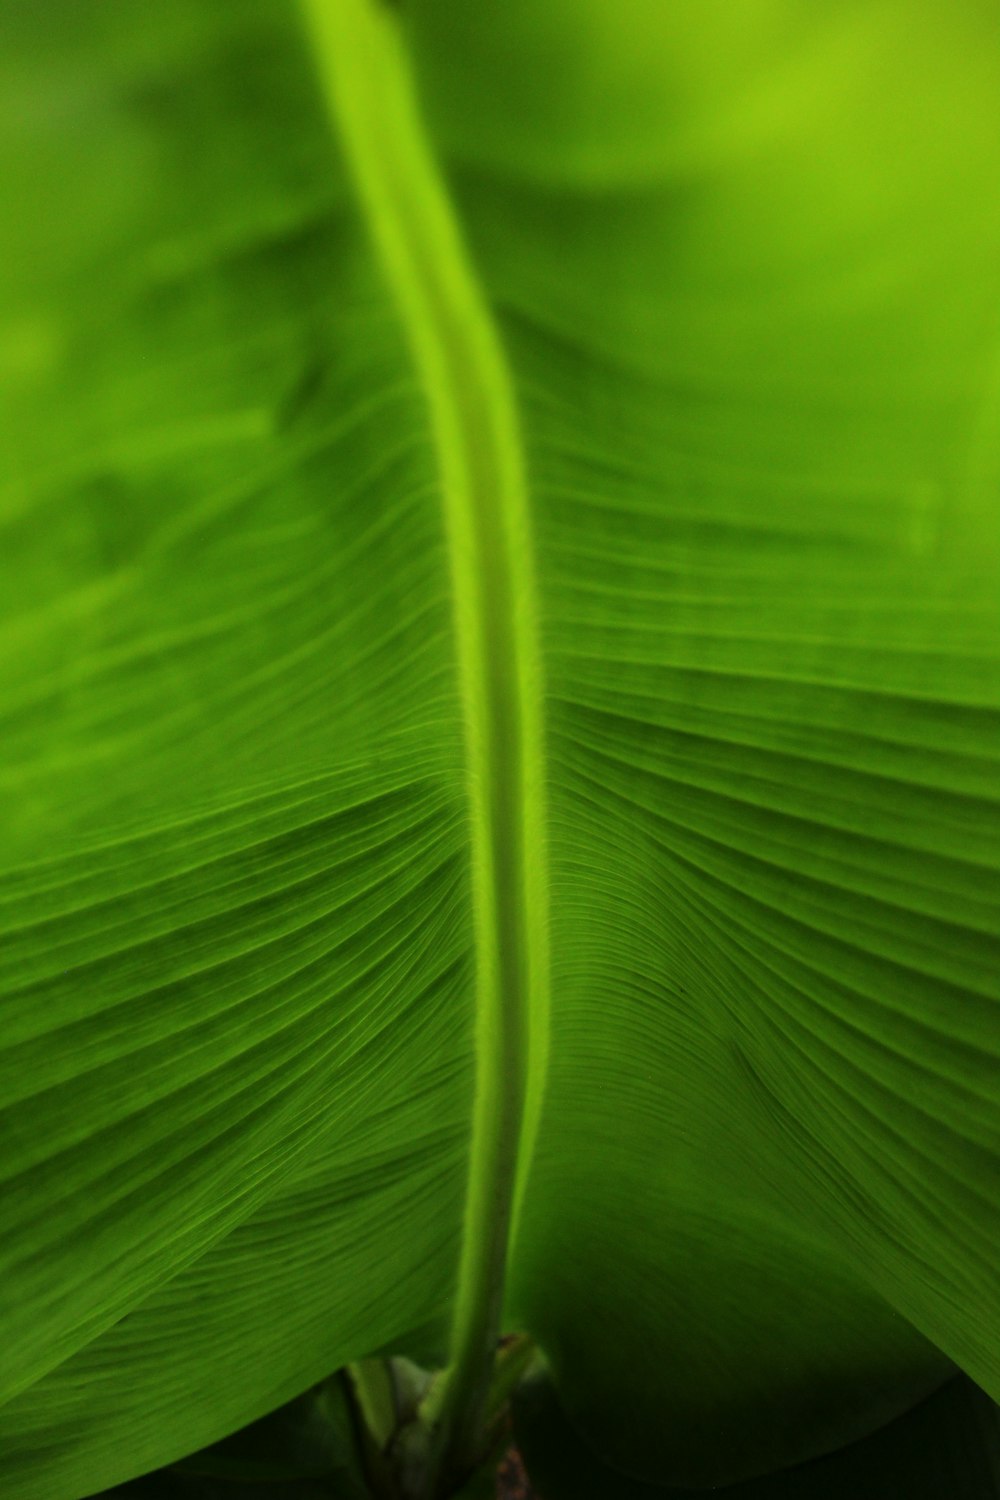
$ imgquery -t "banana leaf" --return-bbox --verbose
[513,1370,1000,1499]
[1,0,998,1495]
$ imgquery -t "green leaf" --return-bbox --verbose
[167,1377,365,1485]
[98,1472,346,1500]
[1,0,999,1496]
[513,1370,1000,1499]
[96,1375,373,1497]
[0,5,471,1490]
[344,1360,398,1455]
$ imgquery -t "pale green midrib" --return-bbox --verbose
[300,0,549,1475]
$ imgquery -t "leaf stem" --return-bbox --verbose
[299,2,549,1493]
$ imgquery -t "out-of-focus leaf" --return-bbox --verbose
[167,1377,364,1484]
[449,1461,502,1500]
[94,1377,370,1497]
[97,1473,342,1500]
[513,1370,1000,1499]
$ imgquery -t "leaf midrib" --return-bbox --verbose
[300,0,549,1473]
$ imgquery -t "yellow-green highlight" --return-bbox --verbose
[299,0,550,1480]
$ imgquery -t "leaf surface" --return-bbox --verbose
[1,0,999,1494]
[513,1371,1000,1499]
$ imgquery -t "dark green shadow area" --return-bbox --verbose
[513,1371,1000,1499]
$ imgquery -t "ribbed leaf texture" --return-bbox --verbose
[1,1,998,1495]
